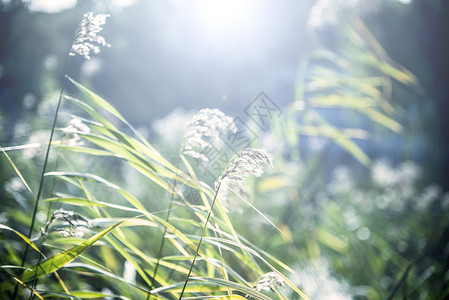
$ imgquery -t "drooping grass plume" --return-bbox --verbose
[148,108,237,299]
[178,148,273,299]
[220,148,273,183]
[61,118,91,146]
[182,108,237,162]
[40,208,91,237]
[253,272,284,292]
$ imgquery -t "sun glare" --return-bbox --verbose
[192,0,260,47]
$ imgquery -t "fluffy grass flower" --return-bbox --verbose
[220,148,273,183]
[253,272,285,292]
[182,108,237,162]
[62,118,90,146]
[70,12,111,60]
[41,208,91,237]
[179,148,273,299]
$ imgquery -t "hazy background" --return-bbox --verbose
[1,0,448,189]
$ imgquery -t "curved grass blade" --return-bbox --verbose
[56,145,115,157]
[200,236,309,299]
[21,217,128,282]
[0,224,43,256]
[182,296,248,300]
[227,185,293,243]
[65,262,149,293]
[150,281,228,295]
[1,267,44,300]
[190,277,272,300]
[70,291,131,299]
[67,76,127,125]
[359,107,402,133]
[44,171,148,211]
[66,79,174,166]
[64,93,191,185]
[0,146,34,195]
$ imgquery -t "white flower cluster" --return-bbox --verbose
[221,148,273,183]
[62,118,91,146]
[70,12,111,60]
[54,228,86,237]
[183,108,237,162]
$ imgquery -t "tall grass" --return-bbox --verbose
[1,7,438,300]
[0,13,311,299]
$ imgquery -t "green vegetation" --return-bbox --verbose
[1,3,448,300]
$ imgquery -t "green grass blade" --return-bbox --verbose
[64,262,149,293]
[190,277,271,300]
[67,76,128,125]
[56,145,115,157]
[1,146,34,195]
[21,218,127,282]
[0,224,43,256]
[359,107,403,133]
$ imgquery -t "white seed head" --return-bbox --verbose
[41,208,91,237]
[253,272,284,292]
[221,148,273,183]
[55,228,85,237]
[62,118,91,146]
[182,108,237,162]
[70,12,111,59]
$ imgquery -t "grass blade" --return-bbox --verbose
[21,217,128,282]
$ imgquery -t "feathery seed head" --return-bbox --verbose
[253,272,284,292]
[183,108,237,162]
[70,12,111,60]
[220,148,273,183]
[62,118,90,146]
[55,228,86,237]
[41,208,91,237]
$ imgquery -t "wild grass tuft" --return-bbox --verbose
[1,7,435,300]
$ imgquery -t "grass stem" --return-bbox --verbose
[178,180,222,299]
[12,58,71,300]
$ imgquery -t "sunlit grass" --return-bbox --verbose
[0,6,446,300]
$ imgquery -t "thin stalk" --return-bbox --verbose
[178,180,222,299]
[29,153,66,299]
[147,197,175,300]
[147,156,182,300]
[12,58,71,300]
[386,262,413,300]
